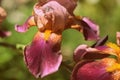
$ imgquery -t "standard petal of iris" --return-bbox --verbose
[51,0,77,15]
[33,1,71,33]
[15,16,36,33]
[24,32,62,78]
[71,58,114,80]
[80,17,100,40]
[38,0,77,15]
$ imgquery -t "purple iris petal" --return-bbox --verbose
[82,17,99,36]
[15,16,34,33]
[95,46,110,51]
[24,32,62,78]
[74,45,110,62]
[81,17,100,40]
[71,60,113,80]
[73,44,88,62]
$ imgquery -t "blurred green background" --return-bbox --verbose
[0,0,120,80]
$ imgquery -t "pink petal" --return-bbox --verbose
[15,16,35,33]
[74,45,110,62]
[24,32,62,78]
[81,17,100,40]
[71,59,113,80]
[73,44,88,62]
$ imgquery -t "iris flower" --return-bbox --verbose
[71,58,115,80]
[72,32,120,80]
[15,0,99,78]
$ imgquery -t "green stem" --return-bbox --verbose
[0,42,16,49]
[61,62,73,73]
[0,42,23,54]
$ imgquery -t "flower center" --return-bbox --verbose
[44,30,52,41]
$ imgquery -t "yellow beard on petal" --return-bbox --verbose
[106,42,120,56]
[44,30,52,41]
[106,63,120,72]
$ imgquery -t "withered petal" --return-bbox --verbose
[24,32,62,78]
[33,1,71,33]
[38,0,77,15]
[52,0,77,15]
[15,16,35,33]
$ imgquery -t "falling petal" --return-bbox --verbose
[24,32,62,78]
